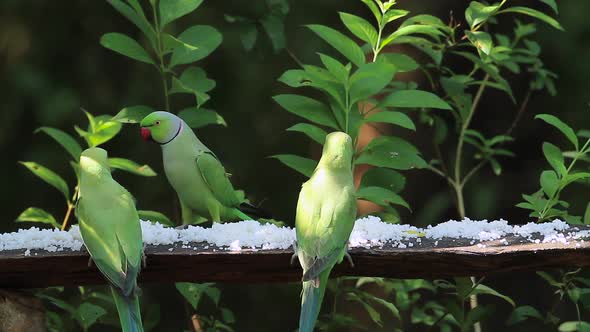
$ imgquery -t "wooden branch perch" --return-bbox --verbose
[2,228,590,288]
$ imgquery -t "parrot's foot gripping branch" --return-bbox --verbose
[290,241,298,265]
[345,245,354,268]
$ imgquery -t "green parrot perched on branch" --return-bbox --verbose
[294,131,357,332]
[77,147,144,332]
[140,111,264,223]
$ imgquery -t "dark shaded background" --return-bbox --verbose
[1,0,589,331]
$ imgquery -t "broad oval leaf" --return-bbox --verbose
[286,123,327,145]
[381,90,452,110]
[170,67,215,107]
[178,107,227,128]
[349,62,396,104]
[100,32,154,64]
[107,0,156,48]
[112,105,154,124]
[499,6,564,31]
[159,0,204,28]
[377,53,419,72]
[109,158,157,177]
[364,111,416,131]
[465,1,501,29]
[306,24,366,67]
[16,207,59,228]
[170,25,222,67]
[380,24,444,49]
[359,167,406,193]
[355,136,427,170]
[558,321,590,332]
[273,94,339,129]
[83,115,123,147]
[20,162,70,200]
[542,142,566,177]
[540,170,559,197]
[35,127,82,160]
[536,114,578,149]
[356,186,410,210]
[339,12,378,47]
[138,210,174,226]
[466,30,492,56]
[270,154,317,177]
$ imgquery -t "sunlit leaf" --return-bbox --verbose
[306,24,366,67]
[178,107,227,128]
[381,90,452,110]
[170,25,222,67]
[364,111,416,131]
[536,114,579,149]
[357,186,410,210]
[16,207,60,228]
[355,136,427,170]
[339,12,378,47]
[349,62,396,104]
[159,0,204,28]
[465,2,502,29]
[540,170,559,197]
[107,0,156,48]
[286,123,327,144]
[273,94,339,129]
[112,105,154,124]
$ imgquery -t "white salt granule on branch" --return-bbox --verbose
[0,217,587,254]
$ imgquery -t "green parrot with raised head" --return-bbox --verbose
[77,147,144,332]
[139,111,259,223]
[295,131,357,332]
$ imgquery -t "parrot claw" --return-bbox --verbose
[345,245,354,268]
[290,241,298,265]
[142,244,148,268]
[87,257,94,268]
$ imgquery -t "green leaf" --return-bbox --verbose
[170,25,222,67]
[381,90,452,110]
[35,127,82,160]
[559,321,590,332]
[383,9,409,24]
[540,170,559,197]
[306,24,366,67]
[472,284,515,307]
[81,115,123,147]
[360,167,406,193]
[74,302,107,331]
[318,53,350,83]
[175,282,216,310]
[357,186,410,210]
[466,31,492,56]
[270,154,317,177]
[346,293,382,327]
[364,111,416,131]
[540,0,559,14]
[100,32,154,64]
[260,13,286,53]
[138,210,174,226]
[365,293,401,320]
[355,136,427,170]
[159,0,203,28]
[380,24,444,49]
[20,162,70,200]
[584,202,590,225]
[106,0,156,48]
[178,107,227,128]
[273,94,339,129]
[112,105,154,124]
[16,207,60,228]
[453,51,514,99]
[339,12,378,47]
[360,0,382,25]
[286,123,327,145]
[465,1,502,29]
[499,6,564,31]
[349,62,396,104]
[377,53,419,72]
[506,305,544,325]
[536,114,579,149]
[109,158,157,177]
[170,67,215,107]
[543,142,566,176]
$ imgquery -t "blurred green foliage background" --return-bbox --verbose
[1,0,589,331]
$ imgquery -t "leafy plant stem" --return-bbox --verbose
[372,21,385,62]
[152,4,171,112]
[453,74,489,219]
[61,187,79,231]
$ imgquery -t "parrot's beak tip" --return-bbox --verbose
[140,127,152,141]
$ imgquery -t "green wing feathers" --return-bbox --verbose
[196,152,241,208]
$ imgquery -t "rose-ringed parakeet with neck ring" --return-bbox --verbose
[77,147,144,332]
[294,131,357,332]
[139,111,261,224]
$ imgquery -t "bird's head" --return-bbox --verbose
[140,111,182,144]
[80,147,110,175]
[319,131,354,170]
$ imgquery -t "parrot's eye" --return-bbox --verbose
[155,121,161,125]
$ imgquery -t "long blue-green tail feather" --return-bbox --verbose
[299,271,330,332]
[111,287,144,332]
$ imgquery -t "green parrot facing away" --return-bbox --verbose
[294,131,357,332]
[140,111,260,223]
[77,147,144,332]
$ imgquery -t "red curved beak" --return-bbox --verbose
[140,127,152,141]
